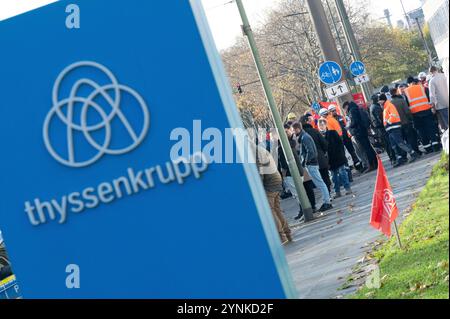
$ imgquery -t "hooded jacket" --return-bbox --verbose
[347,102,368,137]
[323,129,347,170]
[369,102,384,129]
[278,136,305,178]
[298,130,319,167]
[302,124,329,170]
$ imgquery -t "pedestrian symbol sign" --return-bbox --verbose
[318,61,343,85]
[350,61,366,77]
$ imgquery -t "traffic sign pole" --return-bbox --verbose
[235,0,314,222]
[305,0,353,115]
[334,0,374,101]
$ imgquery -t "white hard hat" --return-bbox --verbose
[418,72,427,79]
[328,105,337,112]
[319,108,329,117]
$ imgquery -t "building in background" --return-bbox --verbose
[423,0,449,87]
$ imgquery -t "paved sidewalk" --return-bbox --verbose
[282,153,442,299]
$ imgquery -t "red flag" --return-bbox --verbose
[370,156,399,237]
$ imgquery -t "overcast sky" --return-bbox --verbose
[1,0,424,50]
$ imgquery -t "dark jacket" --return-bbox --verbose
[334,114,349,137]
[391,95,414,125]
[369,102,384,129]
[298,131,319,166]
[302,124,329,170]
[278,137,305,177]
[324,130,348,170]
[348,101,368,137]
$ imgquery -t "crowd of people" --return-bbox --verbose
[257,66,449,245]
[0,231,13,282]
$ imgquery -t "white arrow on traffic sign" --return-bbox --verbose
[325,81,350,100]
[354,74,370,85]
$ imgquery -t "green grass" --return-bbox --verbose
[353,154,449,299]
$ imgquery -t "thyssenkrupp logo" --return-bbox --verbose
[43,61,150,168]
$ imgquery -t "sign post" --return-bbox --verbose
[350,61,371,103]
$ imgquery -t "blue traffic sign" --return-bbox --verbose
[312,102,321,113]
[0,0,295,299]
[350,61,366,76]
[318,61,343,85]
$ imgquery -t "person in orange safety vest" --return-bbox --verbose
[318,108,343,137]
[379,94,419,167]
[404,77,441,153]
[328,105,362,170]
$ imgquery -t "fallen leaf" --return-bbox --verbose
[410,283,420,292]
[365,292,375,298]
[437,261,449,269]
[419,284,430,291]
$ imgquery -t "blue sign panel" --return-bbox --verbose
[318,61,342,85]
[350,61,366,77]
[0,0,295,298]
[312,102,321,113]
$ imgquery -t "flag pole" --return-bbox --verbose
[393,220,403,249]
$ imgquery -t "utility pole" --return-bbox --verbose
[415,17,434,67]
[384,9,393,29]
[334,0,374,103]
[400,0,412,30]
[235,0,314,222]
[305,0,353,112]
[324,0,358,94]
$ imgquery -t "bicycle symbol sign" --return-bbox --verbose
[318,61,343,85]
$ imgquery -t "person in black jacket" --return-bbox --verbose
[343,101,378,171]
[328,105,362,171]
[278,125,317,218]
[296,123,332,212]
[369,94,396,164]
[318,119,353,197]
[294,119,332,193]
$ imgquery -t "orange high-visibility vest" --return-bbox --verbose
[326,114,343,136]
[404,84,431,114]
[383,100,402,132]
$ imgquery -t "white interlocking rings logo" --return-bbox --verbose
[43,61,150,168]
